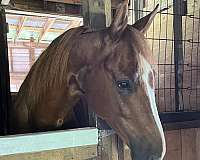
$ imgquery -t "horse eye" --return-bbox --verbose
[117,80,132,89]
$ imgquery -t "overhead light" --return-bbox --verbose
[1,0,10,5]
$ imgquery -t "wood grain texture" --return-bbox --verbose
[181,128,197,160]
[0,145,97,160]
[164,130,182,160]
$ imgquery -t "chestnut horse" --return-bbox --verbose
[9,1,166,159]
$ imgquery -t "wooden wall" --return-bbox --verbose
[122,128,200,160]
[145,1,200,160]
[143,0,200,112]
[164,128,200,160]
[0,145,97,160]
[125,0,200,160]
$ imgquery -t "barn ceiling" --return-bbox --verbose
[6,12,83,43]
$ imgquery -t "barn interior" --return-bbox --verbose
[0,0,200,160]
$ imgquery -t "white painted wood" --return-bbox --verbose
[0,127,98,156]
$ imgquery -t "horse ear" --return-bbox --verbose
[68,73,84,97]
[110,0,129,40]
[133,4,159,34]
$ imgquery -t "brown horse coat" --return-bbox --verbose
[10,1,166,160]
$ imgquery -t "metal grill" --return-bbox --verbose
[128,0,200,113]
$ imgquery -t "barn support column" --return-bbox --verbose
[82,0,111,30]
[173,0,185,111]
[0,6,11,135]
[82,0,125,159]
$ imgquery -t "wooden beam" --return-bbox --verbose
[9,25,66,33]
[10,0,82,16]
[14,16,26,42]
[5,0,124,18]
[66,19,82,30]
[29,46,35,67]
[38,18,56,43]
[8,41,49,48]
[1,0,10,5]
[46,0,81,5]
[46,0,122,8]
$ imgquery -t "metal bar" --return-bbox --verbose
[173,0,184,111]
[0,6,11,135]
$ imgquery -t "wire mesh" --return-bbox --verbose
[128,0,200,112]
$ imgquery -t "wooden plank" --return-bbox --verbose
[196,128,200,159]
[46,0,122,8]
[46,0,81,5]
[111,134,119,160]
[0,145,97,160]
[117,136,124,160]
[181,128,197,160]
[0,128,98,156]
[29,46,35,66]
[8,41,49,48]
[164,130,182,160]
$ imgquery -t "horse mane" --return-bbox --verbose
[16,27,85,107]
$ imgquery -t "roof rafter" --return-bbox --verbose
[38,18,56,43]
[14,16,26,42]
[66,19,82,30]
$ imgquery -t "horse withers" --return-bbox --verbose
[10,1,166,159]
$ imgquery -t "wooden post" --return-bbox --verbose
[0,6,11,135]
[82,0,112,128]
[82,1,125,159]
[82,0,111,30]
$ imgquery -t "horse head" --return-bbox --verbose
[67,1,166,160]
